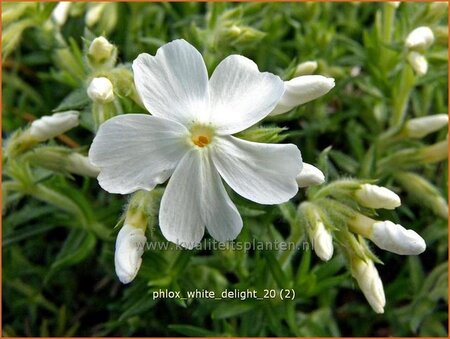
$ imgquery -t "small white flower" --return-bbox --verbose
[371,221,426,255]
[51,2,71,26]
[351,258,386,314]
[405,114,448,138]
[114,224,147,284]
[355,184,401,210]
[87,77,114,103]
[87,36,115,65]
[29,111,79,142]
[311,220,334,261]
[407,51,428,75]
[67,153,100,178]
[269,75,335,116]
[89,40,302,249]
[405,26,435,50]
[296,163,325,187]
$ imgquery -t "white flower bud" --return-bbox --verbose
[370,220,426,255]
[51,2,71,26]
[29,111,79,142]
[114,224,147,284]
[407,51,428,75]
[296,163,325,188]
[405,26,435,50]
[85,3,107,27]
[87,77,114,103]
[87,36,115,66]
[311,221,334,261]
[405,114,448,138]
[67,153,100,178]
[294,61,318,76]
[351,258,386,314]
[387,2,400,8]
[355,184,401,209]
[270,75,335,116]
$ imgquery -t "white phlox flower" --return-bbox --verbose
[296,162,325,187]
[29,111,79,142]
[269,75,335,116]
[114,224,147,284]
[89,39,303,249]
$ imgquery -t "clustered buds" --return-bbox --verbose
[405,26,434,75]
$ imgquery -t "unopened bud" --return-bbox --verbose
[405,26,435,51]
[67,153,100,177]
[351,258,386,314]
[85,3,107,27]
[87,36,116,68]
[407,51,428,75]
[51,2,71,26]
[417,139,448,164]
[311,220,334,261]
[114,224,146,284]
[354,184,401,210]
[294,61,318,76]
[29,111,79,142]
[87,77,114,103]
[371,220,426,255]
[405,114,448,138]
[270,75,335,116]
[296,163,325,188]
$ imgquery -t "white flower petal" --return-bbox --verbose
[201,153,243,242]
[89,114,189,194]
[209,55,284,135]
[270,75,335,116]
[211,135,302,204]
[132,39,209,125]
[159,150,205,249]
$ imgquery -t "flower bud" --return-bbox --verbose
[405,114,448,138]
[85,3,107,27]
[294,61,318,76]
[417,139,448,164]
[354,184,401,210]
[87,36,116,68]
[270,75,335,116]
[387,2,400,8]
[371,220,426,255]
[114,224,147,284]
[87,77,114,103]
[407,51,428,75]
[351,257,385,314]
[51,2,71,26]
[67,153,100,178]
[405,26,435,50]
[28,111,79,142]
[296,163,325,188]
[311,220,334,261]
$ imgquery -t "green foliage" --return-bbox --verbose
[2,2,447,337]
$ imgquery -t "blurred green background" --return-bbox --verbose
[2,2,448,336]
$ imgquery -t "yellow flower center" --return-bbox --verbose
[190,125,214,148]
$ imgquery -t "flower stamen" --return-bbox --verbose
[190,125,214,148]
